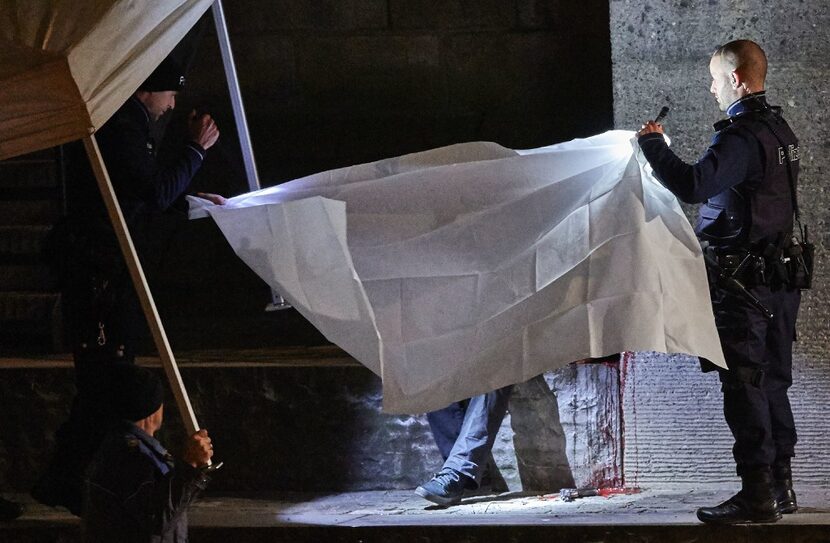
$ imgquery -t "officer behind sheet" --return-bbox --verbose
[35,56,223,515]
[637,39,804,525]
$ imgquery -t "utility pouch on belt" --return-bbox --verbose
[760,230,814,289]
[788,227,814,289]
[717,251,767,287]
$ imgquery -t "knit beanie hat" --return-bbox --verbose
[138,56,186,92]
[109,364,165,422]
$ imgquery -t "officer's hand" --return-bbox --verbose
[196,192,228,206]
[637,120,664,138]
[182,429,213,468]
[189,111,220,150]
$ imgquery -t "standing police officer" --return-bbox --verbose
[637,40,803,524]
[34,56,222,515]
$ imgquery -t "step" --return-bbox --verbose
[0,264,54,291]
[0,291,63,354]
[0,200,62,225]
[0,346,359,369]
[0,225,52,259]
[0,159,61,189]
[0,291,61,322]
[0,185,64,201]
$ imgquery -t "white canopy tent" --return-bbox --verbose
[0,0,259,436]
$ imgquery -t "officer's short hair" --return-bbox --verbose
[713,39,767,83]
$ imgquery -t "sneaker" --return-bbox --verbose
[415,469,472,506]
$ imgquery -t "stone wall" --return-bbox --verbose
[0,363,619,493]
[611,0,830,486]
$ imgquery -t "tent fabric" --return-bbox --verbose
[190,130,727,414]
[0,0,213,160]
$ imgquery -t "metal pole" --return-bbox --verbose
[212,0,291,310]
[212,0,260,192]
[83,135,200,436]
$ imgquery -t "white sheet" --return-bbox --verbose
[190,130,726,413]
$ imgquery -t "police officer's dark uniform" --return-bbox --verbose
[35,58,208,515]
[638,91,804,524]
[83,365,211,543]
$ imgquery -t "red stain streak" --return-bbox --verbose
[576,353,638,490]
[597,486,641,498]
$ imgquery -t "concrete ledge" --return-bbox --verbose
[0,345,361,369]
[3,485,829,542]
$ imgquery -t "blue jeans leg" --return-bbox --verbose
[426,401,467,461]
[441,385,513,486]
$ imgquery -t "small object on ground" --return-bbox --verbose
[558,487,642,502]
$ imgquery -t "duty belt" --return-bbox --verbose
[701,243,774,320]
[712,251,767,286]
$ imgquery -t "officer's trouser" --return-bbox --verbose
[711,282,801,475]
[40,266,142,513]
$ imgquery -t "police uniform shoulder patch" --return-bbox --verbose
[124,436,140,448]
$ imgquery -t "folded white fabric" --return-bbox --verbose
[189,130,725,413]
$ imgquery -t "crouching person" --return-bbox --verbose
[83,364,214,542]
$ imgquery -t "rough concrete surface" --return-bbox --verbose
[612,0,830,487]
[3,484,830,542]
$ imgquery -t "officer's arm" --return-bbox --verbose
[96,119,201,218]
[105,119,204,214]
[145,142,205,213]
[638,130,753,203]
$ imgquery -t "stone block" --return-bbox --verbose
[389,0,516,30]
[296,35,445,114]
[518,0,610,35]
[224,0,389,34]
[444,31,611,147]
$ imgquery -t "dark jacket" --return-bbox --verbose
[638,92,799,249]
[95,96,206,230]
[82,422,210,543]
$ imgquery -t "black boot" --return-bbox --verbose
[773,459,798,514]
[696,468,781,524]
